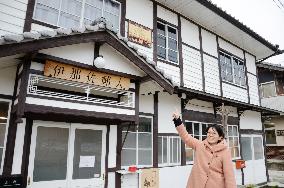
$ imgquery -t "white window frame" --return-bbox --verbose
[121,116,153,169]
[33,0,121,30]
[0,99,12,175]
[227,125,241,160]
[158,136,181,167]
[241,135,264,161]
[157,21,179,64]
[220,51,246,88]
[260,81,277,98]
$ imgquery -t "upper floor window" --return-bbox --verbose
[260,81,277,98]
[33,0,121,31]
[157,21,178,63]
[0,101,10,175]
[121,116,152,168]
[220,52,246,87]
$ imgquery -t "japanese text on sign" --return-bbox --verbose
[44,61,130,90]
[128,20,152,48]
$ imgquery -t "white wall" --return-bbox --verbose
[222,83,248,103]
[158,92,180,133]
[108,126,117,168]
[159,166,191,188]
[0,0,28,36]
[157,61,180,86]
[239,111,262,130]
[269,117,284,146]
[30,61,44,71]
[204,55,220,96]
[245,53,257,75]
[180,18,200,49]
[157,5,178,26]
[247,73,260,106]
[12,119,26,174]
[121,173,139,188]
[201,29,218,57]
[185,99,214,114]
[182,45,202,91]
[243,159,267,185]
[139,94,154,114]
[0,64,17,96]
[107,172,116,188]
[218,38,243,59]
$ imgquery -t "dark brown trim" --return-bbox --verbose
[29,69,43,75]
[219,48,244,60]
[117,0,126,37]
[23,0,36,32]
[24,104,136,123]
[104,124,110,188]
[216,36,223,97]
[32,20,58,29]
[243,51,250,104]
[199,26,205,92]
[178,15,184,87]
[157,18,177,27]
[21,118,33,188]
[203,51,218,60]
[180,98,186,166]
[0,94,13,100]
[153,2,158,63]
[256,67,262,106]
[236,108,244,185]
[153,92,159,168]
[33,53,142,80]
[115,124,122,188]
[247,71,257,77]
[239,129,263,135]
[108,167,119,172]
[94,42,104,62]
[135,82,140,124]
[181,42,201,52]
[139,112,154,116]
[158,133,179,136]
[157,58,180,67]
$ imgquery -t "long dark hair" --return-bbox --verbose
[205,124,225,139]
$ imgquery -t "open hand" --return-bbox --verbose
[172,108,180,119]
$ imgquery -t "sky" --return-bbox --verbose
[210,0,284,65]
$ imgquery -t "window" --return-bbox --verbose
[260,81,277,98]
[241,136,264,161]
[184,122,240,163]
[220,52,246,87]
[157,21,178,63]
[121,116,152,168]
[0,101,10,174]
[265,129,276,144]
[33,0,121,31]
[158,136,181,166]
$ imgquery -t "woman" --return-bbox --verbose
[173,111,236,188]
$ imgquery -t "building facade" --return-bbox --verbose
[0,0,281,187]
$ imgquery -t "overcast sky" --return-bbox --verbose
[210,0,284,65]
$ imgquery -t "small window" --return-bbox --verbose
[260,81,277,98]
[33,0,121,31]
[227,125,240,159]
[157,21,178,63]
[220,52,246,87]
[121,116,152,168]
[158,136,181,166]
[0,101,10,175]
[265,129,276,144]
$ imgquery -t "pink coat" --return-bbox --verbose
[176,125,237,188]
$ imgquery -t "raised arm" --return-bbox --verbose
[222,149,237,188]
[172,112,201,150]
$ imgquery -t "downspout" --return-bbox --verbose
[256,47,284,64]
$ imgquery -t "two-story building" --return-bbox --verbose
[0,0,282,187]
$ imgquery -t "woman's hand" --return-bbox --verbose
[172,109,180,120]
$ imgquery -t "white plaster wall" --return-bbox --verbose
[201,29,218,57]
[243,159,266,185]
[0,0,28,35]
[245,53,257,75]
[159,166,191,188]
[30,61,44,71]
[139,94,154,114]
[126,0,153,29]
[157,6,178,26]
[269,117,284,146]
[158,92,180,133]
[157,61,180,86]
[121,173,139,188]
[239,111,262,130]
[107,172,116,188]
[180,18,200,49]
[218,38,244,59]
[182,45,202,91]
[0,64,17,96]
[222,83,248,103]
[248,73,260,106]
[40,43,95,66]
[185,99,214,114]
[12,119,26,174]
[204,55,220,96]
[100,44,146,77]
[108,126,117,168]
[25,97,135,116]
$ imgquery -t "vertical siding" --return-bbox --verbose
[222,83,248,103]
[0,0,28,35]
[182,45,203,91]
[203,54,220,96]
[157,62,180,86]
[248,73,260,106]
[180,17,200,49]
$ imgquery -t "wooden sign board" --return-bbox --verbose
[141,168,159,188]
[128,20,152,48]
[44,61,130,90]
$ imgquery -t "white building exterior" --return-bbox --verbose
[0,0,281,187]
